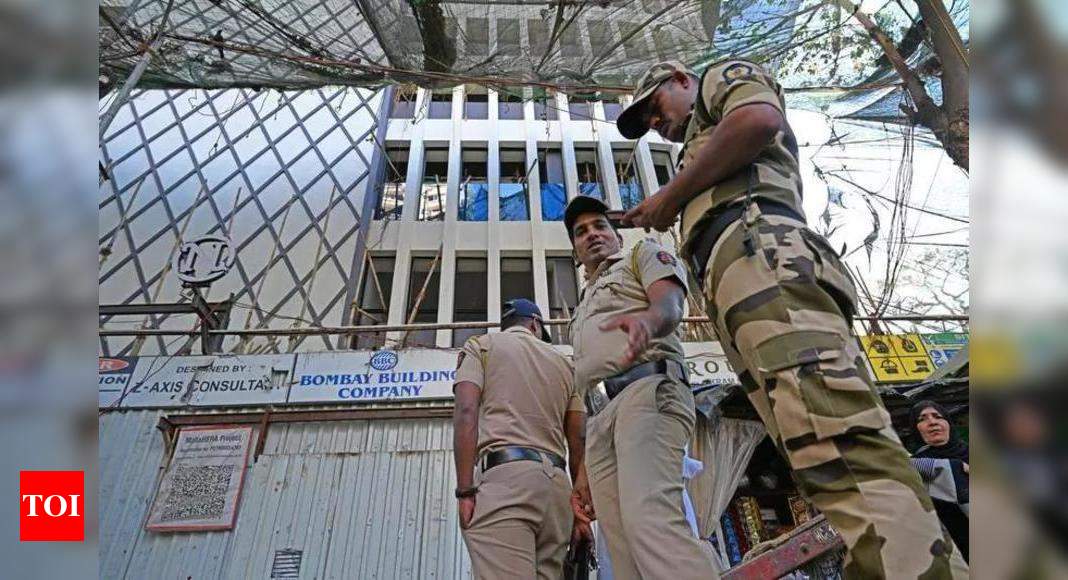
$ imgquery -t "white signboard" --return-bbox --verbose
[682,343,739,388]
[98,357,140,407]
[288,349,458,403]
[113,354,294,408]
[97,342,738,409]
[146,425,253,532]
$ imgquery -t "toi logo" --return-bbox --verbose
[20,471,84,542]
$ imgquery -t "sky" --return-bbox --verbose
[787,108,970,332]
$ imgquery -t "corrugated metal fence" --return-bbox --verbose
[100,410,472,579]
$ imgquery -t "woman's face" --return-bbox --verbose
[916,406,951,447]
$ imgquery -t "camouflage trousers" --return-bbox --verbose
[695,203,965,579]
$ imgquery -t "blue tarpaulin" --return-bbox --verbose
[500,183,530,221]
[541,183,566,221]
[579,183,604,200]
[459,183,488,221]
[620,182,644,210]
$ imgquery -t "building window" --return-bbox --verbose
[533,93,559,121]
[604,99,623,122]
[498,18,521,56]
[620,22,650,60]
[453,257,488,347]
[546,257,579,344]
[652,149,675,187]
[501,257,535,305]
[459,146,489,221]
[352,256,394,349]
[560,25,582,58]
[429,89,452,119]
[418,147,449,221]
[614,147,644,210]
[465,90,489,120]
[499,147,530,221]
[390,86,417,119]
[376,146,408,220]
[466,18,489,56]
[587,20,612,53]
[569,100,593,121]
[538,147,566,221]
[498,91,524,120]
[405,256,442,347]
[574,146,605,200]
[527,18,549,55]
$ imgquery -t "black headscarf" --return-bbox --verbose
[910,400,969,461]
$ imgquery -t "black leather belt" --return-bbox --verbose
[688,199,805,284]
[604,359,686,398]
[587,359,687,415]
[481,446,566,472]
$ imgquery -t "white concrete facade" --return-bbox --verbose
[374,86,681,348]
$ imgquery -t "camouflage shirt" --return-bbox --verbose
[677,59,804,259]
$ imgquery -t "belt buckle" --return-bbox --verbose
[585,382,610,416]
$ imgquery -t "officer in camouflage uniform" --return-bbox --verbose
[618,60,967,578]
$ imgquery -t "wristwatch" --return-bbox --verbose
[455,486,479,499]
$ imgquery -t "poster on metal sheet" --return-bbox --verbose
[289,349,458,403]
[109,354,294,408]
[146,425,253,532]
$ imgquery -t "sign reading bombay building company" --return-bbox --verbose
[146,425,253,532]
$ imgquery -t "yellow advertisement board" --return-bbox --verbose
[860,334,944,383]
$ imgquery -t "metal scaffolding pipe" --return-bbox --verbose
[98,314,967,337]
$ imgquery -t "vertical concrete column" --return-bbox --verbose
[384,88,430,344]
[635,137,660,199]
[434,85,466,347]
[525,88,550,316]
[619,94,662,200]
[592,100,623,209]
[487,88,502,332]
[557,92,579,201]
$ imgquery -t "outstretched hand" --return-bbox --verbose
[599,312,656,366]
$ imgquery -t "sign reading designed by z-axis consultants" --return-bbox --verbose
[109,354,294,408]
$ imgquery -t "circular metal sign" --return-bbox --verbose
[173,235,235,286]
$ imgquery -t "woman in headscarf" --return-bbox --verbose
[910,400,969,561]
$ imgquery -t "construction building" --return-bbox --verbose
[97,0,967,577]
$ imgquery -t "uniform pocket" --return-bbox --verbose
[753,330,889,443]
[798,228,859,319]
[654,379,695,429]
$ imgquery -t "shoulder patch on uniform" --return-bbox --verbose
[456,351,466,368]
[656,251,677,266]
[722,62,753,85]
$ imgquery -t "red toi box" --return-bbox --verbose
[20,471,84,542]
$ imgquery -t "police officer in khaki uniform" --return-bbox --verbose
[617,60,966,578]
[453,298,589,579]
[564,196,718,580]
